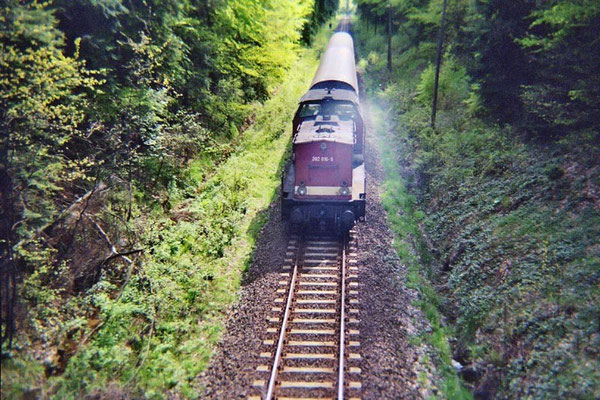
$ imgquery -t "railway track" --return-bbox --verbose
[249,231,361,400]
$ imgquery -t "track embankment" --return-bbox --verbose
[198,94,439,399]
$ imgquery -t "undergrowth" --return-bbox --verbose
[370,102,472,400]
[1,24,334,400]
[355,11,600,400]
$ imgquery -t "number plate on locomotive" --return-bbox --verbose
[312,156,334,162]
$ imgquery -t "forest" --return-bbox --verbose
[1,0,599,398]
[354,0,599,398]
[1,0,337,397]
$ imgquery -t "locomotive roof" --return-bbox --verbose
[294,115,354,145]
[310,32,359,94]
[299,88,360,105]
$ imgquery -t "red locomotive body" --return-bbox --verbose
[282,27,366,233]
[294,120,353,200]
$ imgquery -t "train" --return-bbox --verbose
[281,23,365,234]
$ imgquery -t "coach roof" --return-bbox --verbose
[309,32,358,94]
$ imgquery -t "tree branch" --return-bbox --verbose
[99,249,144,269]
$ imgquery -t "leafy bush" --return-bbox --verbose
[416,56,470,111]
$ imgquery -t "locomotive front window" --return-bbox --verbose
[299,103,320,118]
[298,100,358,120]
[336,103,357,120]
[320,100,356,118]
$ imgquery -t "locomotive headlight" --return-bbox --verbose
[297,182,307,196]
[339,181,351,196]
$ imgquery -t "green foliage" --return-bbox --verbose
[302,0,339,44]
[0,0,103,262]
[517,0,600,132]
[370,98,472,400]
[358,0,600,135]
[1,0,330,397]
[460,0,600,133]
[416,55,470,111]
[355,3,600,397]
[454,0,535,124]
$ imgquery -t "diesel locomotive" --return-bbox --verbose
[282,25,365,233]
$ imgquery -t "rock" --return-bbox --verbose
[451,359,463,371]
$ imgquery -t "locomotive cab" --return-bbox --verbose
[293,98,364,156]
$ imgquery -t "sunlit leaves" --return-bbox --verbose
[1,1,104,253]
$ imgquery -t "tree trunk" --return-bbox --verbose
[431,0,448,128]
[387,4,392,72]
[0,119,17,348]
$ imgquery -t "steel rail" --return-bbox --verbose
[265,241,301,400]
[337,236,347,400]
